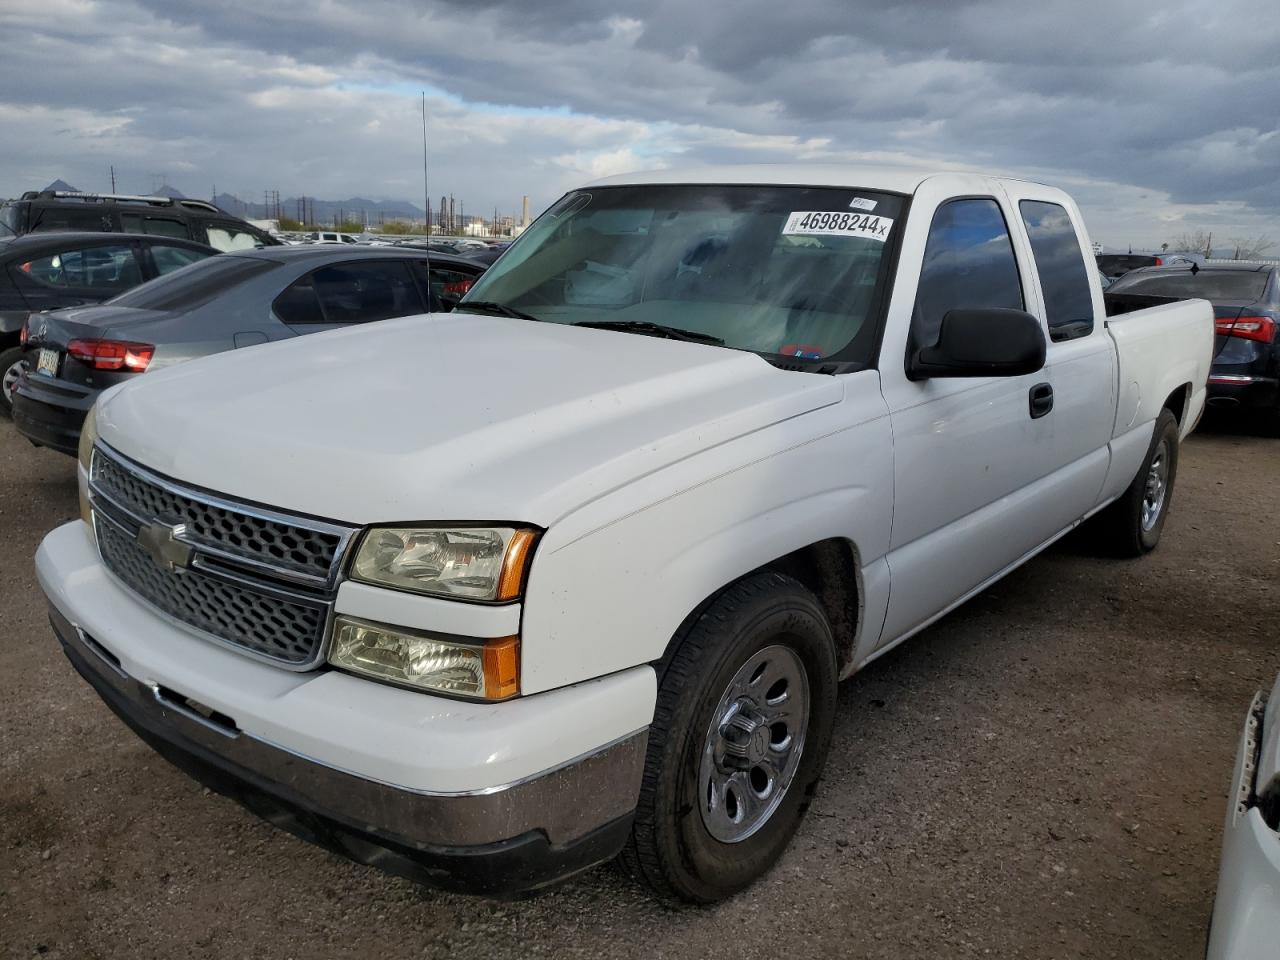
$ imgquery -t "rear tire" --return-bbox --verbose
[0,345,25,418]
[1097,408,1180,557]
[618,572,838,904]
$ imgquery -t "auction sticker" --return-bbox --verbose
[782,211,893,242]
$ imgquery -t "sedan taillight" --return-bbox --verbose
[1214,316,1276,344]
[67,338,155,372]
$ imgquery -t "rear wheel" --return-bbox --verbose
[1097,408,1180,556]
[0,345,27,418]
[619,572,838,903]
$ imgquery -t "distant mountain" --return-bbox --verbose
[213,191,425,224]
[151,183,187,199]
[43,178,81,193]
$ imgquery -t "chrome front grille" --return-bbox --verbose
[92,450,341,584]
[88,444,357,668]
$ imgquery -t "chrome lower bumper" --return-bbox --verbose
[50,602,647,894]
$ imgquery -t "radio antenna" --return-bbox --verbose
[421,91,433,302]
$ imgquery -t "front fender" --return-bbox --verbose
[519,372,894,694]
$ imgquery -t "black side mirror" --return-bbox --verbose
[908,308,1046,381]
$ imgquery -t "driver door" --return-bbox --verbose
[876,178,1058,646]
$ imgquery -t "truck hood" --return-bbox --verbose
[97,313,843,525]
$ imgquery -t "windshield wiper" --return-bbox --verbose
[573,319,725,346]
[457,300,543,323]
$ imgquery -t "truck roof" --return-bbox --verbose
[583,163,1042,195]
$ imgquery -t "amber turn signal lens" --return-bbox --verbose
[482,635,520,700]
[497,530,539,601]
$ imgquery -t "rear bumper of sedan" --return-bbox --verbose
[11,371,100,456]
[1206,372,1278,413]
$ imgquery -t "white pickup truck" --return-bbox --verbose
[37,165,1213,902]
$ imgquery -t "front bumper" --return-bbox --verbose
[38,521,655,896]
[12,371,99,456]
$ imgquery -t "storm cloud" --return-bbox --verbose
[2,0,1277,247]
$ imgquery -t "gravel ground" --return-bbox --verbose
[1,416,1276,960]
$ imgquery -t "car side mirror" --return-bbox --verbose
[907,308,1046,381]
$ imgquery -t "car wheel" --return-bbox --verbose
[1099,408,1180,556]
[619,571,838,903]
[0,345,27,418]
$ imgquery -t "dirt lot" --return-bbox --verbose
[1,417,1276,960]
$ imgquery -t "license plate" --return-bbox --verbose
[36,348,59,377]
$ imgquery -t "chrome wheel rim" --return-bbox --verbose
[699,644,809,844]
[1141,441,1169,532]
[2,358,24,399]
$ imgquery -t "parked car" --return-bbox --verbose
[35,166,1212,901]
[1207,673,1280,959]
[0,231,216,416]
[1096,252,1167,278]
[1108,262,1279,428]
[302,231,360,245]
[0,190,278,251]
[13,246,485,454]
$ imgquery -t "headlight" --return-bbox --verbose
[329,616,519,700]
[350,526,537,601]
[78,404,100,528]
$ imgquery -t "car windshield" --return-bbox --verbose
[458,184,903,364]
[108,254,277,311]
[1110,269,1270,301]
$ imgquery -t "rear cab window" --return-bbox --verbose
[1019,200,1095,341]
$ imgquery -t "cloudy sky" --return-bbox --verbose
[3,0,1277,249]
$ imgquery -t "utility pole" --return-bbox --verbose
[109,166,116,192]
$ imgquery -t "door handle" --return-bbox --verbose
[1029,382,1054,419]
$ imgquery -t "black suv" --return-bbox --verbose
[0,190,278,252]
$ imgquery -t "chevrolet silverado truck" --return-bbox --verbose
[36,165,1214,903]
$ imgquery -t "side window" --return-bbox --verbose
[1019,200,1094,341]
[273,275,325,325]
[206,224,261,252]
[412,261,478,311]
[122,214,192,240]
[17,243,142,291]
[311,260,426,324]
[149,243,211,276]
[912,198,1023,348]
[30,208,112,233]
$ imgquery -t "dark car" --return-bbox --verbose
[1108,262,1280,427]
[0,190,278,252]
[13,246,487,455]
[1096,253,1166,278]
[0,231,217,415]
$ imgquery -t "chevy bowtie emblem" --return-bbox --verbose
[137,521,195,574]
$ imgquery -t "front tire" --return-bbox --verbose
[1098,408,1180,556]
[619,572,838,903]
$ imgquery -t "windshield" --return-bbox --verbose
[459,184,903,364]
[1110,269,1270,301]
[108,254,277,311]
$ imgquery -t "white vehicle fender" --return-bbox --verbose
[519,372,895,694]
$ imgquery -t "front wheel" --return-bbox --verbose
[0,345,26,418]
[619,572,838,903]
[1097,408,1180,556]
